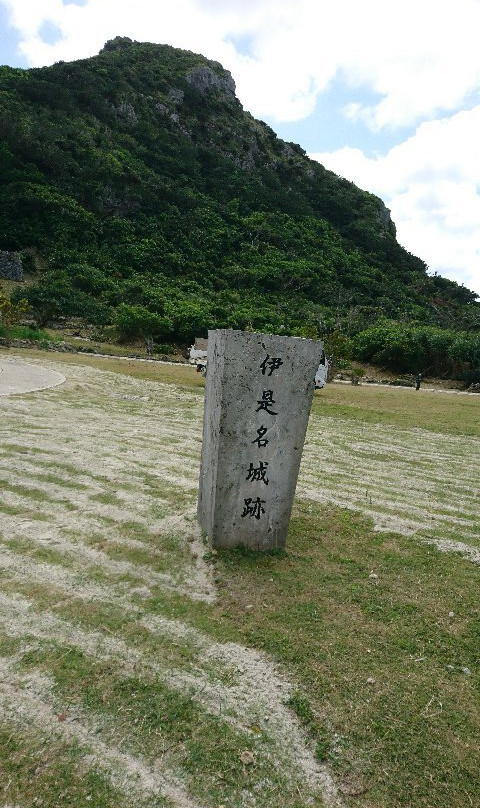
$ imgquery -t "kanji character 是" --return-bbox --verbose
[256,390,277,416]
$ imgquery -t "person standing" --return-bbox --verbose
[415,373,422,390]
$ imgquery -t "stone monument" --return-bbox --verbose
[197,329,323,550]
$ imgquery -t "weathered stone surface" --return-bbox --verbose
[168,87,184,104]
[198,329,323,550]
[114,101,138,124]
[186,65,236,96]
[0,251,23,282]
[376,200,396,236]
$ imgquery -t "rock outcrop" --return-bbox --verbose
[0,251,23,282]
[186,65,236,96]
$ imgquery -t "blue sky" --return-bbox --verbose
[1,0,479,297]
[264,78,418,158]
[0,3,26,66]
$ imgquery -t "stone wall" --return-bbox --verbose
[0,251,23,282]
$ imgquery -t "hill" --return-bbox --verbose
[0,37,479,364]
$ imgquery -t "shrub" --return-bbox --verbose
[0,291,29,344]
[167,300,213,343]
[11,325,51,341]
[12,273,112,326]
[114,303,172,341]
[351,320,480,379]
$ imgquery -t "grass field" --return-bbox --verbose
[0,350,479,808]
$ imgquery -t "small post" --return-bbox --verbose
[197,329,323,550]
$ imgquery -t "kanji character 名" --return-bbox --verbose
[246,461,269,485]
[260,354,283,377]
[252,426,269,447]
[241,497,266,520]
[255,390,277,416]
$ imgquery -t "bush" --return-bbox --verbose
[167,300,213,343]
[349,367,365,385]
[114,303,172,341]
[351,319,480,379]
[155,343,176,354]
[11,325,52,341]
[68,263,118,296]
[12,273,112,326]
[0,291,29,344]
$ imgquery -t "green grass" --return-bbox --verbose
[0,480,55,502]
[0,323,60,343]
[0,584,316,807]
[29,471,90,490]
[12,641,285,807]
[0,502,40,517]
[1,349,479,808]
[0,731,124,808]
[2,537,74,568]
[0,480,80,512]
[208,502,480,807]
[313,383,480,437]
[90,491,125,507]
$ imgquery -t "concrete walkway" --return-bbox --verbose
[0,358,66,396]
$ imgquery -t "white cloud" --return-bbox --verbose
[4,0,480,129]
[310,107,480,296]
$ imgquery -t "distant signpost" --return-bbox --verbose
[197,329,324,550]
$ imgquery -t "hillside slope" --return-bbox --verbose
[0,37,478,341]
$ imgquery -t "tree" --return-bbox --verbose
[0,291,29,345]
[114,303,172,342]
[323,330,353,378]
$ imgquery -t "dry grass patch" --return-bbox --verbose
[0,353,338,808]
[1,349,479,808]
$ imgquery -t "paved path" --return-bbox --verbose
[0,359,66,396]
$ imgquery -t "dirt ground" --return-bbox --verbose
[0,355,341,808]
[0,357,66,396]
[1,354,479,808]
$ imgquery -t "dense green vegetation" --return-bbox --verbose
[0,36,479,377]
[351,320,480,381]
